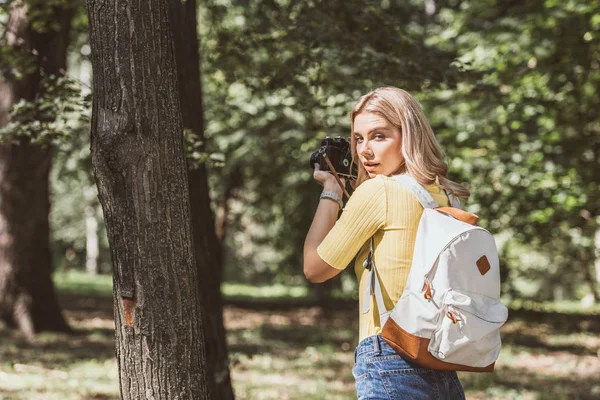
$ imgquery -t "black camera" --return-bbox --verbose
[309,136,357,180]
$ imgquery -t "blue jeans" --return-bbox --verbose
[353,334,466,400]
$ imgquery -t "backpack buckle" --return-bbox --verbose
[446,311,460,324]
[424,282,433,300]
[363,253,372,270]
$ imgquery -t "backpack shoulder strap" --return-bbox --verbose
[362,237,391,326]
[392,174,439,209]
[448,192,461,209]
[362,175,462,327]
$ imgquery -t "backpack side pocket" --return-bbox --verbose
[428,289,508,368]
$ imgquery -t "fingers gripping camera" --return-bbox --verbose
[309,136,358,180]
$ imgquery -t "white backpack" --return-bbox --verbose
[363,174,508,372]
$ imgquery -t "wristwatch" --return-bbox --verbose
[320,191,343,209]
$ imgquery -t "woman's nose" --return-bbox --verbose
[360,142,373,157]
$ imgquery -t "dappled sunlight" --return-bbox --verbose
[0,0,598,397]
[508,351,600,379]
[1,295,599,399]
[224,307,324,330]
[0,318,118,400]
[461,365,600,400]
[459,313,600,400]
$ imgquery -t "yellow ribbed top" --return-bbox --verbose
[317,175,450,341]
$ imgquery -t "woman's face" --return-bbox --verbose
[353,112,403,178]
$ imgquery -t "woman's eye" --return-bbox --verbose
[355,136,363,143]
[374,133,385,140]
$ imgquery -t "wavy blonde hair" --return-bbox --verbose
[350,87,470,201]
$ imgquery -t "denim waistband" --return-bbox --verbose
[355,334,387,358]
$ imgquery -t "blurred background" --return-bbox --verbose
[1,0,599,399]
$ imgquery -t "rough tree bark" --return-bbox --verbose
[168,0,235,397]
[0,0,71,338]
[86,0,211,398]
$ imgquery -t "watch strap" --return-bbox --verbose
[320,191,343,209]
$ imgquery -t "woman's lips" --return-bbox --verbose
[364,163,379,172]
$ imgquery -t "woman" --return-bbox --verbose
[304,87,469,399]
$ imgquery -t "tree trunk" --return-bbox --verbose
[583,228,600,303]
[215,167,243,243]
[86,0,211,398]
[84,186,99,276]
[0,0,71,338]
[595,230,600,301]
[168,0,235,397]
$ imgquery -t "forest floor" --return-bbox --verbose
[1,287,600,399]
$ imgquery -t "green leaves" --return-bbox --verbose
[1,0,594,299]
[425,0,600,300]
[198,0,460,283]
[0,75,89,145]
[196,0,599,298]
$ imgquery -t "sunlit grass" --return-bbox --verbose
[0,359,119,400]
[0,315,118,400]
[506,298,600,315]
[52,270,313,301]
[52,270,600,316]
[52,269,113,297]
[225,307,357,399]
[222,282,309,300]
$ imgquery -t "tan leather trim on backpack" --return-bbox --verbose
[476,255,491,276]
[436,207,479,226]
[381,318,495,372]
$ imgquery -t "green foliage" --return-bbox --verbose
[423,0,600,300]
[184,128,226,170]
[198,0,599,300]
[2,0,594,301]
[0,0,100,271]
[0,0,89,145]
[0,75,89,145]
[50,121,110,272]
[199,0,459,284]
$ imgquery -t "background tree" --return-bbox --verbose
[0,0,75,339]
[168,0,234,396]
[86,0,211,397]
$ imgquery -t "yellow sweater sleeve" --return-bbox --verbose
[317,177,387,270]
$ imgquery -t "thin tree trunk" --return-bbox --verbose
[86,0,211,398]
[84,186,99,276]
[595,230,600,301]
[167,0,235,397]
[215,167,243,242]
[0,0,71,338]
[583,228,600,302]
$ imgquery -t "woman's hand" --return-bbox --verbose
[313,163,346,194]
[305,162,346,283]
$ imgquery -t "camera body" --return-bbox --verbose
[309,136,357,180]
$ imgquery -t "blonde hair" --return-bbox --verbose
[350,87,470,201]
